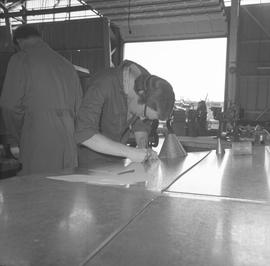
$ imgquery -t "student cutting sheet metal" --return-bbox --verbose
[75,60,175,167]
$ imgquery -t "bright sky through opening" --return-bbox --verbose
[124,38,227,103]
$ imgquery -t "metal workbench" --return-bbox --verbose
[87,194,270,266]
[1,146,270,265]
[0,175,158,266]
[0,150,208,265]
[168,145,270,203]
[86,146,270,266]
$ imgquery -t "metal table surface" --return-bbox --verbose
[168,146,270,203]
[86,193,270,266]
[0,150,209,266]
[0,175,158,266]
[47,151,210,192]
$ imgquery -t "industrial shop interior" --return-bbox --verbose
[1,1,270,265]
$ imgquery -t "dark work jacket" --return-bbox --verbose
[75,67,150,167]
[0,39,82,175]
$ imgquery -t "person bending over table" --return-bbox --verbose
[75,60,175,167]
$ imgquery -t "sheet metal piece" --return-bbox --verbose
[52,150,210,192]
[86,194,270,266]
[168,146,270,203]
[0,175,157,266]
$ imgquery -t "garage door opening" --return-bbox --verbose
[124,38,227,105]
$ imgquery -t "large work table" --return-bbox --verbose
[1,144,270,265]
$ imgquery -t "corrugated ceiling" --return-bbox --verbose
[84,0,228,42]
[0,0,228,42]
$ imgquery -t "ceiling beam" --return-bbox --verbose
[3,0,25,11]
[85,0,220,8]
[101,4,222,16]
[76,0,102,16]
[103,6,224,21]
[85,0,220,10]
[0,4,97,19]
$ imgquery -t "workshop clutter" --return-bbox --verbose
[171,109,186,136]
[0,144,21,179]
[172,100,211,137]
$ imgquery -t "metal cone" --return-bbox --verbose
[159,133,187,159]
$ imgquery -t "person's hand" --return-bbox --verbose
[127,148,158,163]
[144,148,159,162]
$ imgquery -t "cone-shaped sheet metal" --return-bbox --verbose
[159,133,187,159]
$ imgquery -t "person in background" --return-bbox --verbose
[75,60,175,167]
[0,24,82,175]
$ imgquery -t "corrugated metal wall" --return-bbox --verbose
[0,17,117,92]
[36,18,111,74]
[237,4,270,121]
[239,75,270,111]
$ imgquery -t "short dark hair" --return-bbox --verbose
[135,75,175,121]
[120,60,175,120]
[13,24,40,45]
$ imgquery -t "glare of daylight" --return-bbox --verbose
[124,38,227,102]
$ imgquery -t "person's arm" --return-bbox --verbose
[0,53,27,144]
[75,77,157,162]
[82,133,151,162]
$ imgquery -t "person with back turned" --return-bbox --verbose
[75,60,175,166]
[0,24,82,175]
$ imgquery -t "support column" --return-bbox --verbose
[226,0,240,109]
[0,3,13,48]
